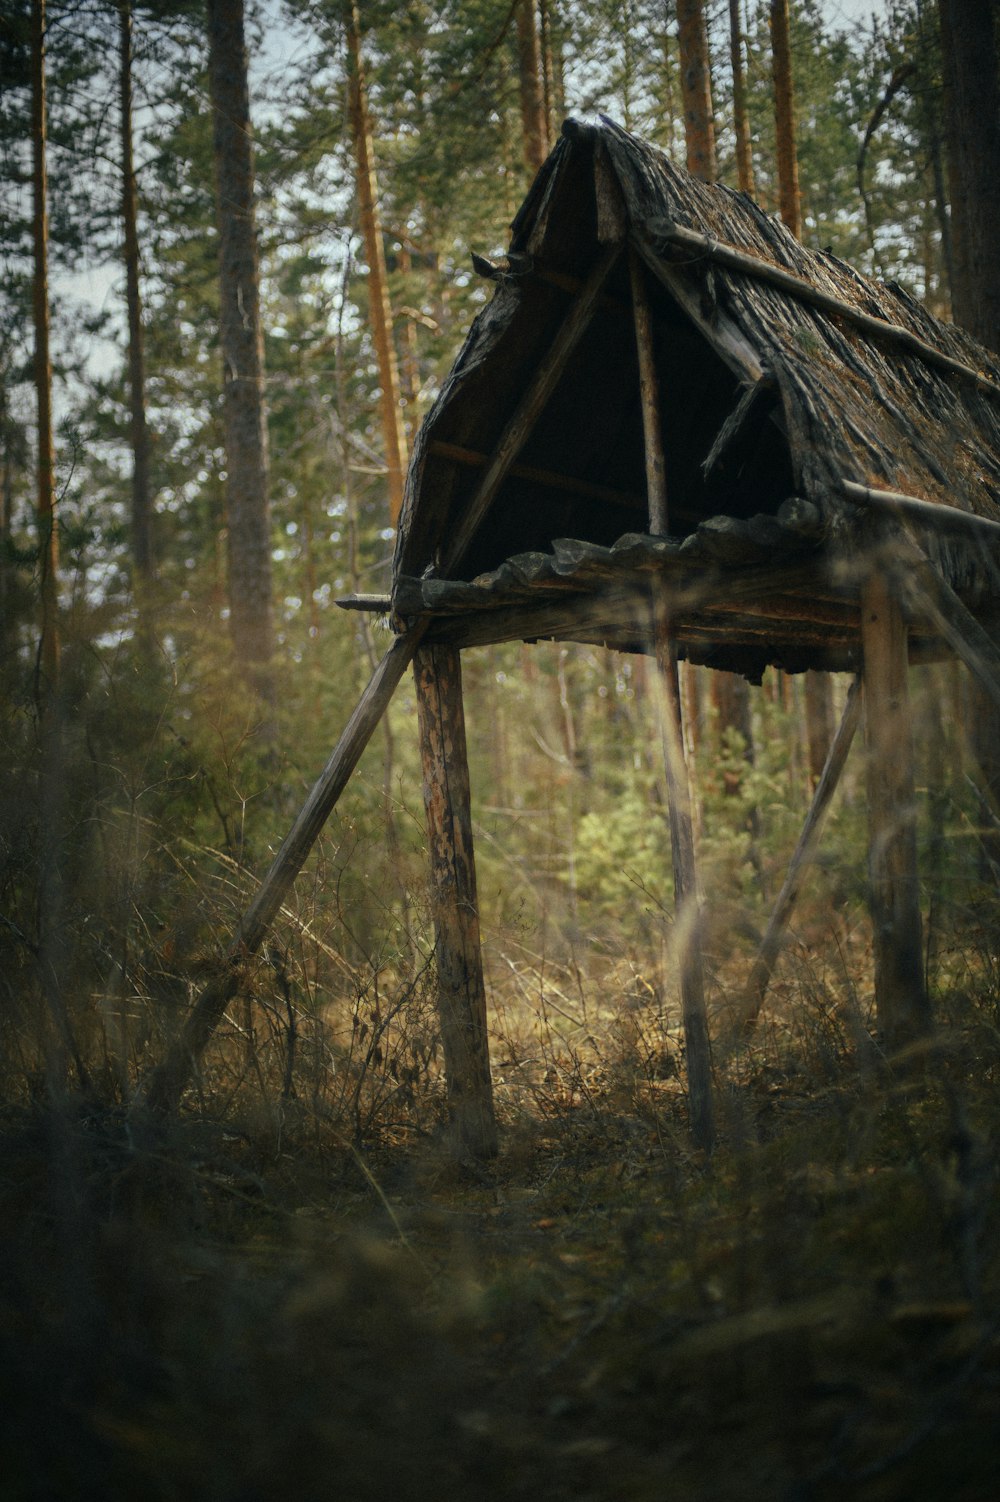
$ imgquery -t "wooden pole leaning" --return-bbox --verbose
[738,675,862,1033]
[414,643,497,1160]
[630,243,715,1152]
[859,565,930,1047]
[139,627,425,1118]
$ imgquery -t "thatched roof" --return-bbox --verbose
[388,118,1000,678]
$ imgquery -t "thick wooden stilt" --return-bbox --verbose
[631,243,714,1151]
[414,643,498,1160]
[860,569,930,1046]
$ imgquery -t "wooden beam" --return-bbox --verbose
[860,569,930,1046]
[841,480,1000,542]
[630,244,714,1151]
[427,439,648,515]
[630,246,669,533]
[442,243,622,577]
[139,627,425,1117]
[652,221,1000,402]
[738,675,862,1031]
[414,643,498,1160]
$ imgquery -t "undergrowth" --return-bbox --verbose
[3,962,1000,1502]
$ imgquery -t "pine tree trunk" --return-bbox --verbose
[770,0,801,239]
[345,1,408,527]
[515,0,549,175]
[31,0,58,694]
[728,0,754,195]
[938,0,1000,353]
[677,0,716,182]
[206,0,274,689]
[938,0,1000,862]
[119,0,153,590]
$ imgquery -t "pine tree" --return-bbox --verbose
[206,0,274,694]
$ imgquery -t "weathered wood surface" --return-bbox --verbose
[428,439,646,515]
[842,480,1000,542]
[739,675,862,1031]
[653,608,715,1150]
[631,244,714,1151]
[414,643,498,1160]
[860,569,930,1046]
[441,243,622,577]
[650,220,1000,402]
[139,627,425,1117]
[630,246,669,534]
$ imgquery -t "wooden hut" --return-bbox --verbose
[145,120,1000,1157]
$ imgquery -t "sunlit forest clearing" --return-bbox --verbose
[3,0,1000,1497]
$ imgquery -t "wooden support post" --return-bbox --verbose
[630,243,714,1151]
[414,643,498,1160]
[739,675,862,1032]
[860,569,930,1046]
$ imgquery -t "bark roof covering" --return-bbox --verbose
[390,118,1000,670]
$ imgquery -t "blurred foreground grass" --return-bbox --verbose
[3,982,999,1502]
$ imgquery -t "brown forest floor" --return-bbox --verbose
[3,1006,1000,1502]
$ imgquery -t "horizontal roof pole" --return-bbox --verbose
[651,220,1000,401]
[841,479,1000,540]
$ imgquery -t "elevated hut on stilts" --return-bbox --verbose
[141,119,1000,1160]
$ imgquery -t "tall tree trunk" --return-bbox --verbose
[206,0,274,693]
[770,0,801,239]
[938,0,1000,860]
[119,0,154,592]
[938,0,1000,352]
[31,0,58,696]
[770,0,836,778]
[345,1,408,527]
[677,0,716,182]
[728,0,754,195]
[515,0,549,175]
[538,0,559,143]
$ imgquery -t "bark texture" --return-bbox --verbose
[677,0,717,182]
[728,0,754,196]
[32,0,58,692]
[414,644,498,1160]
[938,0,1000,353]
[770,0,801,238]
[119,0,153,585]
[937,0,1000,861]
[206,0,274,682]
[345,0,408,526]
[516,0,549,175]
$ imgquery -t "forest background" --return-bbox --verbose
[3,3,1000,1498]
